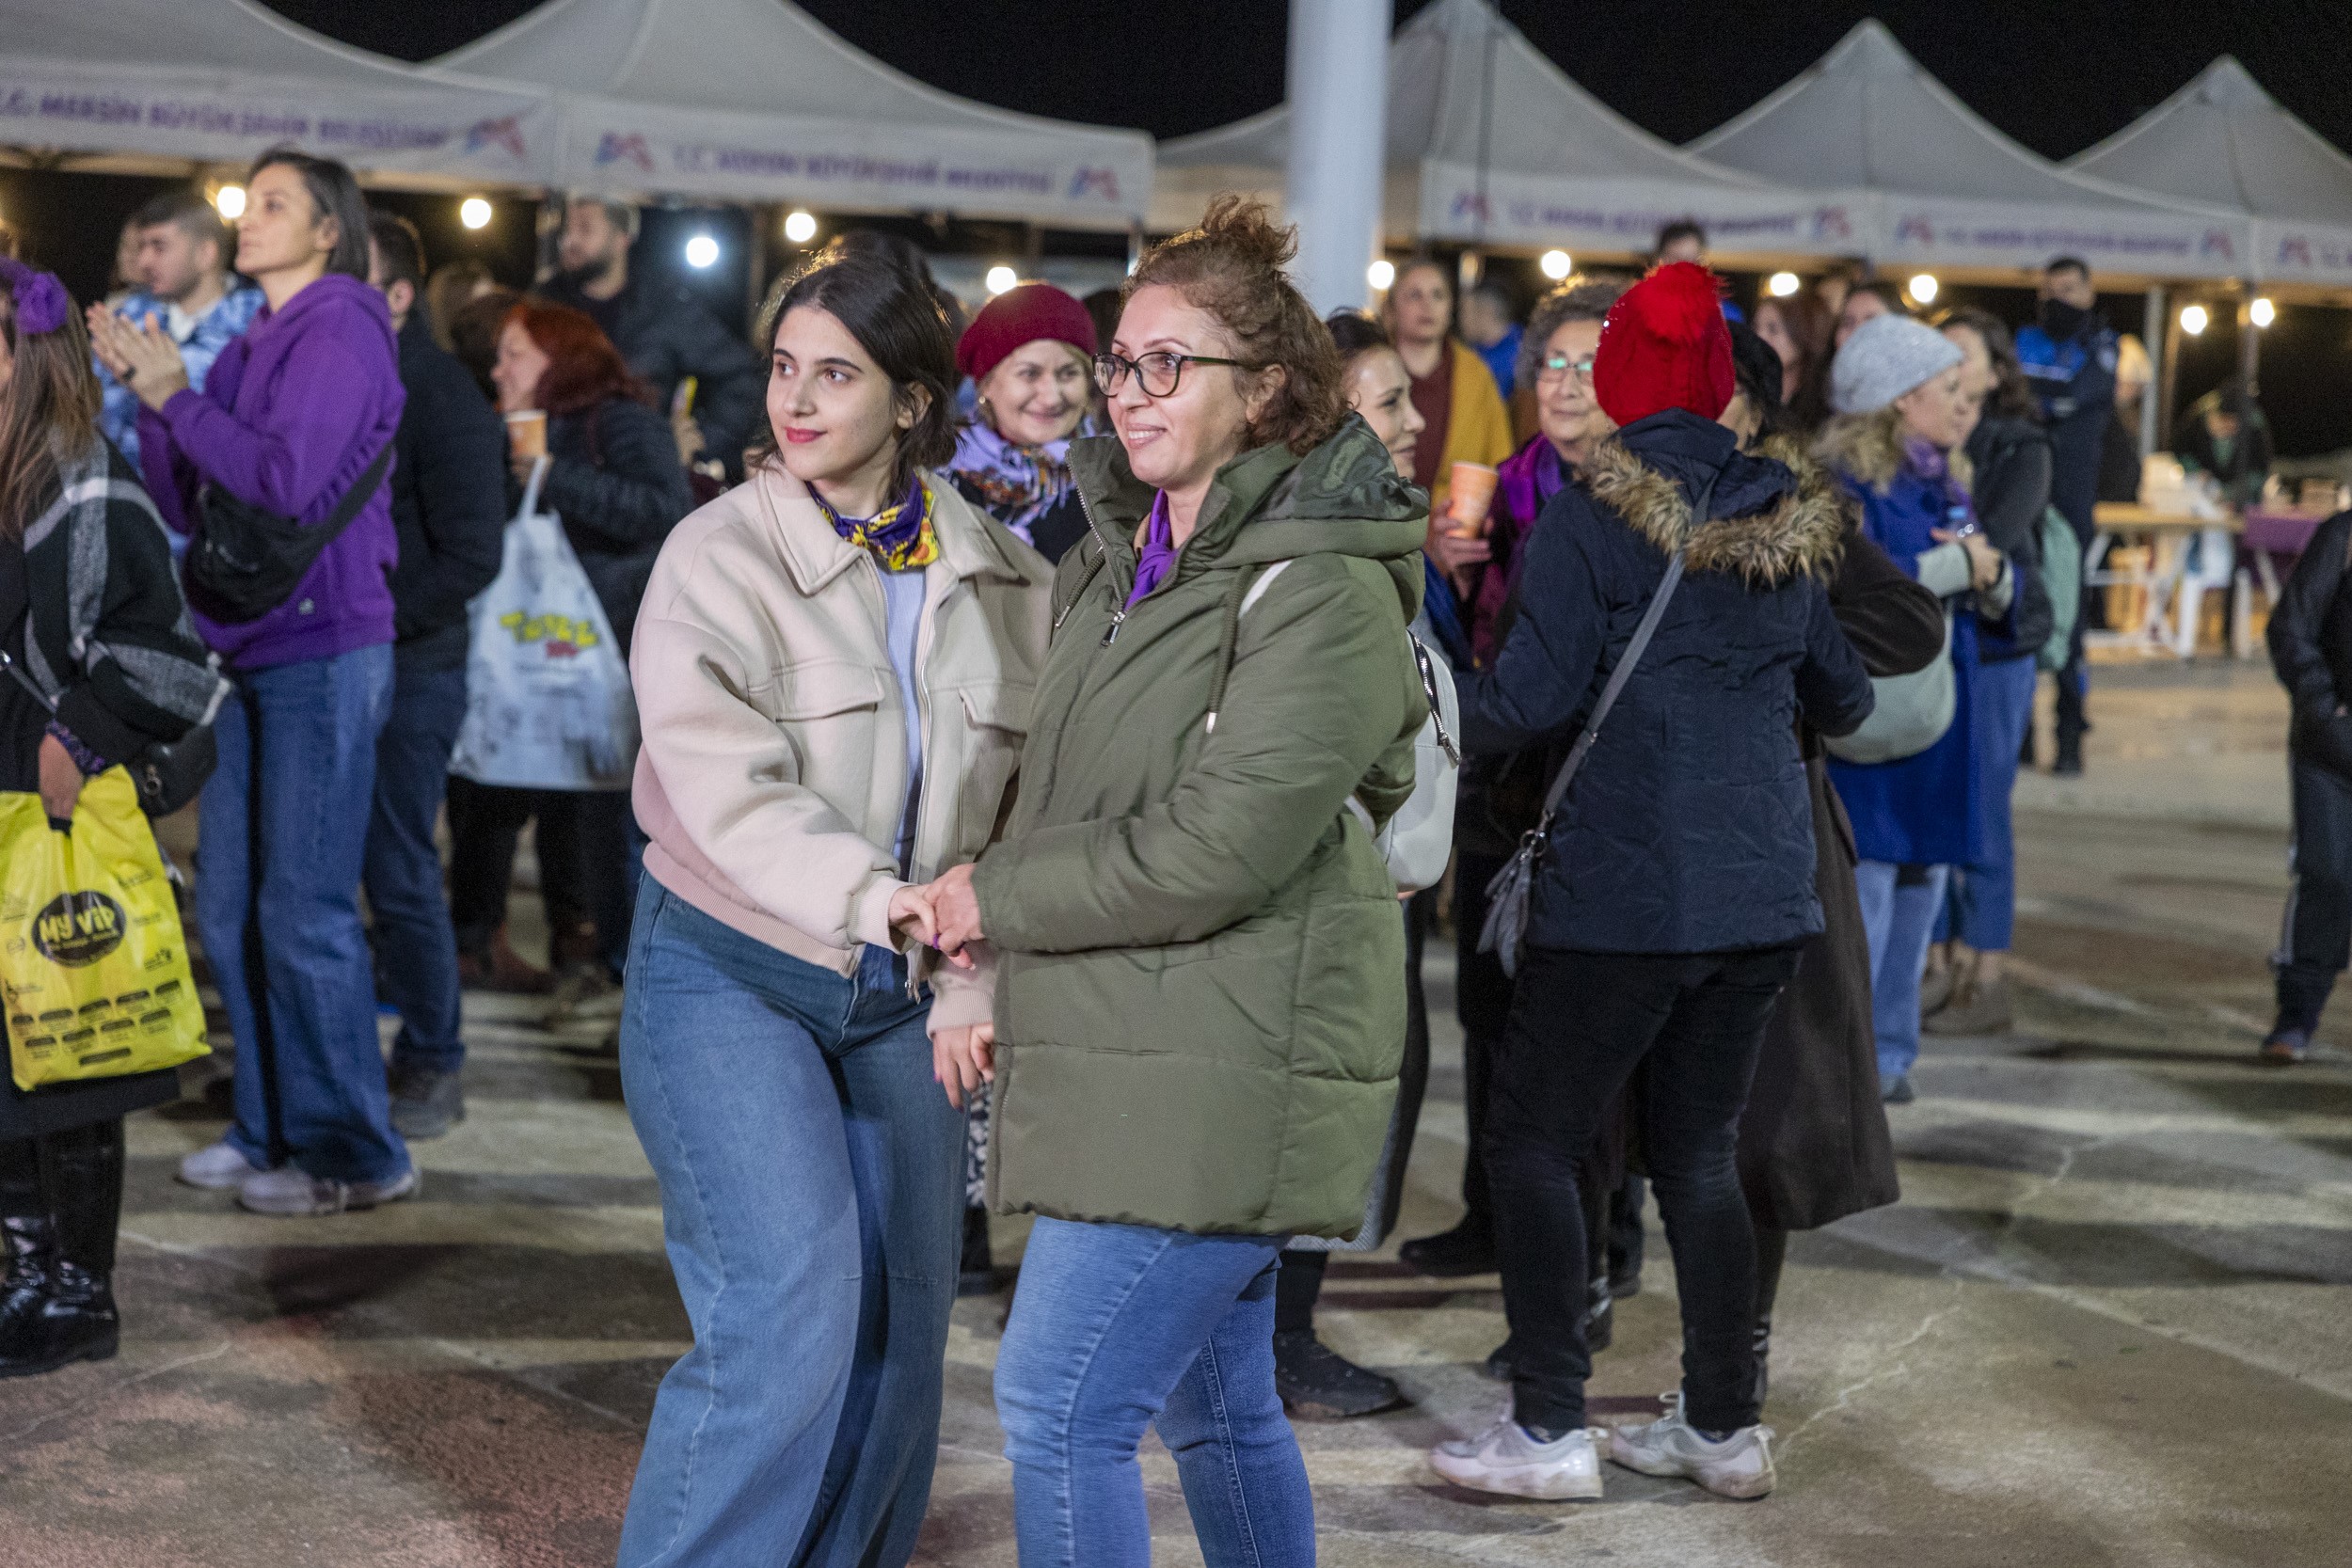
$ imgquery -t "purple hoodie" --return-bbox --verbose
[139,273,405,671]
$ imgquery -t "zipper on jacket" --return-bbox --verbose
[1101,606,1129,647]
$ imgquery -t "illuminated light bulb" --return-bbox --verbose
[684,233,720,269]
[985,264,1019,295]
[1539,249,1572,280]
[1768,271,1800,297]
[1906,273,1938,305]
[2180,304,2209,336]
[214,185,246,220]
[459,197,493,230]
[1367,258,1395,291]
[783,209,818,245]
[2250,296,2276,328]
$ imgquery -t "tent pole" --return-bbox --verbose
[1281,0,1390,315]
[2237,288,2261,397]
[1127,220,1144,275]
[2139,284,2165,461]
[745,204,770,339]
[2156,293,2184,450]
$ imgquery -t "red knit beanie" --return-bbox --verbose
[956,282,1098,385]
[1591,261,1736,427]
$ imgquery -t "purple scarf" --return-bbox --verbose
[1127,491,1177,608]
[1904,435,1979,533]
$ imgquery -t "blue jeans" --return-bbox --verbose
[996,1217,1311,1568]
[616,879,961,1568]
[1936,655,2037,952]
[1856,861,1951,1084]
[199,643,406,1184]
[364,661,468,1073]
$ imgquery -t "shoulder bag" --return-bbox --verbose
[1477,468,1714,976]
[186,441,393,625]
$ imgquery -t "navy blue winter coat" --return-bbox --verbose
[1457,411,1875,955]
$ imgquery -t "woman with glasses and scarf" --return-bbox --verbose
[914,196,1425,1568]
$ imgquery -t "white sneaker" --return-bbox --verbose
[237,1164,420,1217]
[1607,1391,1776,1499]
[178,1140,267,1190]
[1430,1409,1607,1500]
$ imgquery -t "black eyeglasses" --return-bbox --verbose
[1534,354,1597,384]
[1093,350,1263,397]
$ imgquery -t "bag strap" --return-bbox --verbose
[319,440,395,536]
[0,645,56,717]
[1528,467,1717,840]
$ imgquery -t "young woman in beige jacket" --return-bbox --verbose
[613,247,1050,1568]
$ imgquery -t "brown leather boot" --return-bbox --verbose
[457,926,550,994]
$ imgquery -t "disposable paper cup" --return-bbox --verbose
[506,409,548,460]
[1448,461,1499,538]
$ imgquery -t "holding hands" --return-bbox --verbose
[884,862,984,967]
[86,308,192,412]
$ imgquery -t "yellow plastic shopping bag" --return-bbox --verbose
[1,768,207,1091]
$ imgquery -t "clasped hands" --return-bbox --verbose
[1931,526,2007,592]
[885,864,994,1108]
[86,307,192,412]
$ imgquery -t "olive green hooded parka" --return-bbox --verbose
[972,418,1427,1239]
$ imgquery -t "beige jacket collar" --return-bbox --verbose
[750,458,1043,597]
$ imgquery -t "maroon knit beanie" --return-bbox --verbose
[956,282,1098,385]
[1591,261,1737,427]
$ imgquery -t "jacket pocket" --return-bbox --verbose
[949,681,1034,854]
[756,659,888,832]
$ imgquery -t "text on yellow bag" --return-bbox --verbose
[2,768,207,1091]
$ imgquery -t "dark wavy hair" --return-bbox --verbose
[1932,305,2038,422]
[753,247,959,489]
[1126,195,1344,456]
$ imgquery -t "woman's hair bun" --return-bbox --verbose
[1193,194,1297,271]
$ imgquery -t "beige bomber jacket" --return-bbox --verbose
[629,457,1053,1032]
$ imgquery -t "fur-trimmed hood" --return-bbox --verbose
[1813,407,1973,496]
[1581,425,1847,586]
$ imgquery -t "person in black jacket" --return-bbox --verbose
[450,299,692,1022]
[1428,266,1871,1505]
[0,261,227,1376]
[361,214,507,1140]
[2262,507,2352,1064]
[543,198,761,482]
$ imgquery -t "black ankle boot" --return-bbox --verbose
[0,1124,122,1378]
[1272,1329,1404,1419]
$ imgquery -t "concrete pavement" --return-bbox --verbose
[4,663,2349,1566]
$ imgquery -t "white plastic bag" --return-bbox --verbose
[448,456,638,790]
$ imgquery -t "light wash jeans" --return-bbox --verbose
[995,1216,1311,1568]
[1856,861,1951,1085]
[199,641,406,1183]
[1937,655,2038,953]
[615,879,962,1568]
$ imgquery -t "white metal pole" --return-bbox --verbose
[1283,0,1391,315]
[2139,283,2165,460]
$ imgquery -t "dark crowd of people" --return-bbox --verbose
[0,165,2334,1568]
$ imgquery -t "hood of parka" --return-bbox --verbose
[1067,413,1429,622]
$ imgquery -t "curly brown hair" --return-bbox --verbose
[1124,195,1344,456]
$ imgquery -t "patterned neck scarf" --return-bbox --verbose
[811,471,938,571]
[1902,435,1979,533]
[946,418,1081,546]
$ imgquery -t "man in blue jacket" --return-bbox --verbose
[91,192,263,472]
[2015,256,2118,774]
[363,213,507,1139]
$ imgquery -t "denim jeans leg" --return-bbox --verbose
[616,882,864,1568]
[1955,657,2038,953]
[795,942,962,1568]
[196,674,268,1169]
[997,1217,1302,1568]
[1159,1257,1315,1568]
[1871,864,1951,1084]
[364,662,469,1074]
[215,646,405,1182]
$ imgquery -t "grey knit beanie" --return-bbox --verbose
[1830,312,1964,415]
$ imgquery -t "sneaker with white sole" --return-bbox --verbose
[1430,1409,1607,1500]
[236,1164,420,1217]
[177,1140,268,1191]
[1607,1391,1775,1499]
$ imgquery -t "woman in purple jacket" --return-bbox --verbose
[90,150,412,1217]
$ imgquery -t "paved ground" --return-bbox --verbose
[5,661,2350,1567]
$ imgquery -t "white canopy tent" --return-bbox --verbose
[1689,20,2250,280]
[2069,58,2352,291]
[0,0,555,189]
[430,0,1152,229]
[1156,0,1864,263]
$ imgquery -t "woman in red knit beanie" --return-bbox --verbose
[942,281,1099,569]
[1427,261,1876,1507]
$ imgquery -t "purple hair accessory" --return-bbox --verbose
[0,259,72,336]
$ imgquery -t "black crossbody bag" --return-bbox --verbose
[1477,468,1716,976]
[186,441,393,625]
[0,647,215,818]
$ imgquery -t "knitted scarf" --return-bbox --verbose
[812,471,938,571]
[1902,435,1979,533]
[945,418,1079,546]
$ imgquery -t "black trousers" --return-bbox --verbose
[1451,849,1516,1239]
[2277,751,2352,1034]
[1486,943,1801,1434]
[446,779,634,977]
